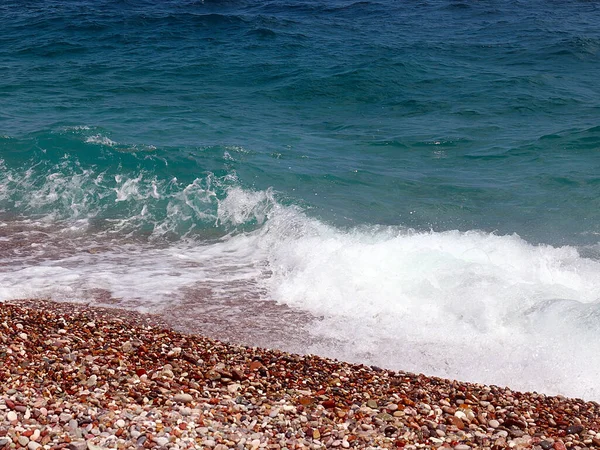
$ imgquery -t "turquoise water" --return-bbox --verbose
[2,0,600,399]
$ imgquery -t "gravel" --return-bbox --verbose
[1,299,600,449]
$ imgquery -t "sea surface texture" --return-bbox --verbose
[1,0,600,400]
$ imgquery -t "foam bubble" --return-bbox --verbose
[86,134,118,146]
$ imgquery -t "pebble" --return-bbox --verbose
[488,419,500,428]
[2,300,600,450]
[227,383,241,394]
[172,393,193,403]
[68,419,79,430]
[152,436,169,446]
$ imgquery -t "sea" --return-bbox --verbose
[1,0,600,400]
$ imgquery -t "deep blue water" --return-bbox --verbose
[2,0,600,399]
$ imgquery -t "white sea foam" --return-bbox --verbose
[1,186,600,400]
[86,134,118,146]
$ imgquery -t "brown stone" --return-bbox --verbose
[448,416,465,430]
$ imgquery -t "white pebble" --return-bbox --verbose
[152,437,169,446]
[454,410,467,420]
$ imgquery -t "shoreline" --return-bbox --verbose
[1,299,600,449]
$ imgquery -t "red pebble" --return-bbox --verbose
[322,399,336,408]
[554,442,567,450]
[249,361,263,371]
[179,423,187,430]
[136,368,146,377]
[23,430,34,437]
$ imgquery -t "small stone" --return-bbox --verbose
[18,436,30,446]
[167,346,182,357]
[152,437,169,446]
[115,419,125,428]
[0,439,10,447]
[488,419,500,428]
[122,341,135,353]
[86,375,97,387]
[454,445,470,450]
[67,442,87,450]
[227,383,241,394]
[376,412,393,422]
[567,425,584,435]
[6,411,17,422]
[384,426,397,436]
[553,442,567,450]
[28,442,42,450]
[299,396,314,406]
[449,416,465,430]
[249,361,263,371]
[454,410,467,420]
[206,370,221,381]
[231,368,245,380]
[366,400,378,409]
[173,393,193,403]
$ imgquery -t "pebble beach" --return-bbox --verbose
[1,300,600,450]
